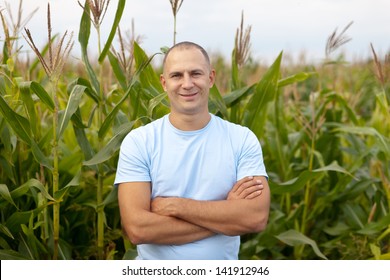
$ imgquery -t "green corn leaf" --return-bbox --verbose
[242,51,283,137]
[209,84,228,118]
[270,170,319,195]
[0,184,16,207]
[272,91,289,168]
[375,90,389,117]
[19,81,55,111]
[341,125,390,155]
[144,86,170,119]
[357,213,390,235]
[53,185,73,202]
[20,214,49,260]
[78,0,90,50]
[270,161,352,195]
[84,121,136,165]
[0,95,32,144]
[276,229,328,260]
[231,48,240,90]
[0,224,14,239]
[98,80,138,140]
[10,179,54,201]
[0,249,30,260]
[0,154,15,184]
[323,92,359,125]
[73,126,96,169]
[2,41,9,64]
[5,204,48,235]
[223,84,256,107]
[99,47,156,139]
[57,85,86,140]
[69,108,87,128]
[370,243,382,260]
[337,178,378,202]
[323,222,350,236]
[20,224,37,259]
[0,76,6,95]
[277,72,314,87]
[129,83,146,120]
[78,0,100,93]
[54,172,81,201]
[108,50,127,90]
[147,91,168,118]
[133,42,162,90]
[19,83,38,136]
[342,203,365,229]
[31,139,52,170]
[314,160,354,176]
[98,0,126,63]
[103,187,118,206]
[69,77,99,103]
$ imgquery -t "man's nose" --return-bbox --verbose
[182,73,194,88]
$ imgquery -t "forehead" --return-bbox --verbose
[164,47,210,72]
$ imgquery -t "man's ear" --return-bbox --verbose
[209,69,216,88]
[160,74,167,91]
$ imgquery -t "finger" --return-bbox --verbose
[240,184,263,198]
[231,176,253,193]
[236,179,263,196]
[246,190,262,199]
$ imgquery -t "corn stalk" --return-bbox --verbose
[78,0,125,259]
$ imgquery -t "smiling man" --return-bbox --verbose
[115,41,270,260]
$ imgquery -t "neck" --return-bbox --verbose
[169,111,211,131]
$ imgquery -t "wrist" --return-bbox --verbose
[172,197,189,218]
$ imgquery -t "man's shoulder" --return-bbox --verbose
[131,115,166,133]
[123,115,167,144]
[212,115,251,134]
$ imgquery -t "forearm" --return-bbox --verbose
[152,176,271,236]
[118,182,214,246]
[165,198,267,236]
[123,209,214,245]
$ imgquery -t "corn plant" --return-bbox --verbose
[76,0,126,259]
[0,3,87,259]
[0,0,389,260]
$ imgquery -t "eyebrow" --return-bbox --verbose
[168,69,205,77]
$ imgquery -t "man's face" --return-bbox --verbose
[160,47,215,117]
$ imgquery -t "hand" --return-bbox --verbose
[227,176,264,200]
[151,197,179,217]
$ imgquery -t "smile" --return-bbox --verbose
[179,92,198,97]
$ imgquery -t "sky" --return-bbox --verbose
[2,0,390,65]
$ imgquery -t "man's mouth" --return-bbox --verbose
[179,92,198,97]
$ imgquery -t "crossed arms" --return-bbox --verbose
[118,176,270,245]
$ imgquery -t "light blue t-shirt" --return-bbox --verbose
[115,114,267,260]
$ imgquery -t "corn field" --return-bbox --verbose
[0,0,389,260]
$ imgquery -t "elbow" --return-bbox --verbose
[225,214,269,236]
[122,225,147,245]
[128,232,143,245]
[253,215,269,233]
[252,219,268,233]
[246,214,269,234]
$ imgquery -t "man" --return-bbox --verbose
[115,41,270,260]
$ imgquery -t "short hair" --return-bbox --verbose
[162,41,211,68]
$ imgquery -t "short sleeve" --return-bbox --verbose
[236,129,267,180]
[114,131,151,186]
